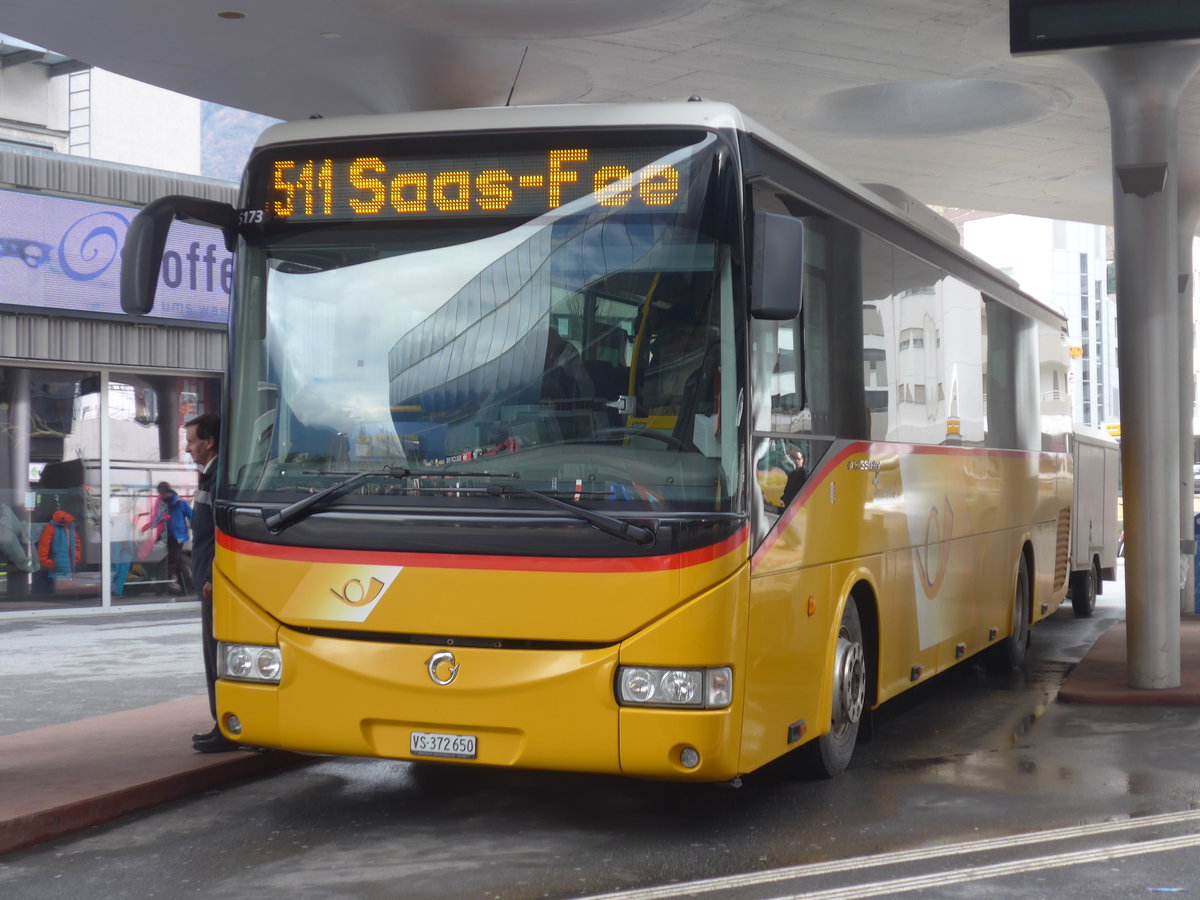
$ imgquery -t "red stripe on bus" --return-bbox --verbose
[750,441,1066,570]
[218,525,749,574]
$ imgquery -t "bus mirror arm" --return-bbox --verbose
[120,195,238,316]
[749,210,805,320]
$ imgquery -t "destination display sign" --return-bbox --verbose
[249,142,695,223]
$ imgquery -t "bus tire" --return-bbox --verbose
[803,600,866,778]
[992,554,1031,671]
[1070,560,1097,618]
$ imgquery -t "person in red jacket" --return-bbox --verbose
[34,509,82,594]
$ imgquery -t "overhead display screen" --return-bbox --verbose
[249,141,697,223]
[1010,0,1200,53]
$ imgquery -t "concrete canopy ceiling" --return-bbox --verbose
[5,0,1200,226]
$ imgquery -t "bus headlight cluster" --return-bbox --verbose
[616,666,732,709]
[218,642,283,684]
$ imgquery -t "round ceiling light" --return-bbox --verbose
[796,79,1070,139]
[363,0,705,38]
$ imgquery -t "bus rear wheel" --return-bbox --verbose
[992,555,1031,671]
[1070,558,1098,618]
[803,600,866,778]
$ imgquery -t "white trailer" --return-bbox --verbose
[1069,427,1121,617]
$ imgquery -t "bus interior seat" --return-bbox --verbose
[583,359,632,411]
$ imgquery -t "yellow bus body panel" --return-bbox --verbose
[743,442,1069,771]
[213,441,1069,780]
[216,529,744,644]
[617,564,750,779]
[214,530,753,779]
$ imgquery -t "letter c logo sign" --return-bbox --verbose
[426,651,460,686]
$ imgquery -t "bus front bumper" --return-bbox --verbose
[215,627,742,780]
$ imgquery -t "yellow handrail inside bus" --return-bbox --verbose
[625,273,662,437]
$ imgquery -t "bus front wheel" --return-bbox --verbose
[803,600,866,778]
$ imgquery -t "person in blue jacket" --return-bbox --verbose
[152,481,192,594]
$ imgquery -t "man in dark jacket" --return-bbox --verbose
[185,413,237,752]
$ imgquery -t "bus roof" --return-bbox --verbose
[253,101,751,148]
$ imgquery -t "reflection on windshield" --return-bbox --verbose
[229,137,739,512]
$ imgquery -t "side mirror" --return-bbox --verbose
[120,196,238,316]
[750,211,805,320]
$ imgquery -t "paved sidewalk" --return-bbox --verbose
[1058,615,1200,705]
[0,697,302,855]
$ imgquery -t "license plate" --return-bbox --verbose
[410,730,477,759]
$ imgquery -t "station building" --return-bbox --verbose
[0,40,261,608]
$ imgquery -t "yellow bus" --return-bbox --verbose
[122,102,1072,780]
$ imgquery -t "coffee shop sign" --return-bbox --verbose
[0,188,230,325]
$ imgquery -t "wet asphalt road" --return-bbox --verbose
[1,572,1199,899]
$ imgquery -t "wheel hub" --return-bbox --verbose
[832,636,866,728]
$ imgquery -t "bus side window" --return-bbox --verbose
[750,313,805,434]
[756,438,813,510]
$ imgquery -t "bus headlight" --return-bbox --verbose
[218,642,283,684]
[616,666,732,709]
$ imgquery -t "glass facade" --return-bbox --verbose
[0,145,231,612]
[0,367,220,609]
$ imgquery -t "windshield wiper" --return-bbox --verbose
[262,468,655,547]
[485,484,656,547]
[263,466,414,532]
[262,466,517,532]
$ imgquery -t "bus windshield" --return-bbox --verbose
[225,130,741,517]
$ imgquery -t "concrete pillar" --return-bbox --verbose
[151,377,180,461]
[6,369,31,505]
[99,372,111,609]
[1075,44,1200,689]
[5,369,32,597]
[1179,194,1200,615]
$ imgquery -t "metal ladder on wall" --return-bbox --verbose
[67,68,90,157]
